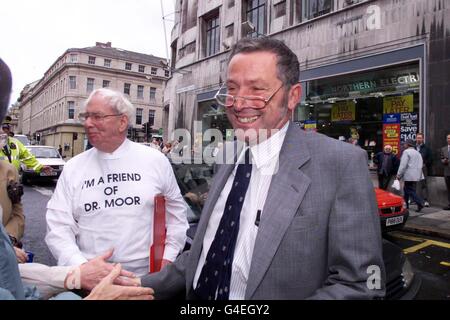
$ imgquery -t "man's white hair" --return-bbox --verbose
[84,88,134,121]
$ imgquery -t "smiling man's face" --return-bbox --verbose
[225,51,300,143]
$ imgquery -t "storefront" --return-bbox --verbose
[297,45,425,161]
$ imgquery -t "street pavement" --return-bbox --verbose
[404,205,450,240]
[21,182,56,266]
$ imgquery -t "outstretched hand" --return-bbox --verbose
[85,263,154,300]
[79,248,137,290]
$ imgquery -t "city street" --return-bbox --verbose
[20,181,450,300]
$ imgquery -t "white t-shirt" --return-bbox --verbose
[45,139,188,276]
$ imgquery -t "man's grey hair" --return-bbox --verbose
[227,37,300,88]
[84,88,134,121]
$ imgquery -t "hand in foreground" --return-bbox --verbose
[79,248,137,290]
[14,247,27,263]
[85,264,154,300]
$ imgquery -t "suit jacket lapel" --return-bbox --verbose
[245,123,311,299]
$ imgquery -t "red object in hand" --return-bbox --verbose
[150,194,166,273]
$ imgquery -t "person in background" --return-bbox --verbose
[0,123,53,176]
[58,145,63,157]
[415,133,432,207]
[45,88,188,278]
[440,133,450,210]
[150,137,161,152]
[397,139,425,212]
[374,144,399,190]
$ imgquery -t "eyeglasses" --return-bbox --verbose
[78,112,123,123]
[214,83,284,109]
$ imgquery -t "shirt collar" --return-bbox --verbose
[235,122,289,170]
[96,138,130,159]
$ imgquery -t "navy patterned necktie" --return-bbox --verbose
[194,149,252,300]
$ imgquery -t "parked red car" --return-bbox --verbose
[374,188,409,231]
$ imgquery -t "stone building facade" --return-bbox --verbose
[16,42,169,158]
[165,0,449,204]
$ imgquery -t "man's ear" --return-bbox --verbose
[287,83,302,111]
[119,115,129,134]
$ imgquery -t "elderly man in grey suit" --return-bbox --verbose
[131,38,385,300]
[397,140,425,212]
[440,134,450,210]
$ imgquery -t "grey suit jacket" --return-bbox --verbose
[441,146,450,176]
[142,123,385,299]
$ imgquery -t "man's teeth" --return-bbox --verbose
[238,116,258,123]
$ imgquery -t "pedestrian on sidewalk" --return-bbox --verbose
[440,133,450,210]
[397,139,425,212]
[415,133,432,207]
[374,144,399,190]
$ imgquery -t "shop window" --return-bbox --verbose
[298,63,421,156]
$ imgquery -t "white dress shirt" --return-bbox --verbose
[193,123,289,299]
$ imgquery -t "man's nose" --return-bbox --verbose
[84,116,95,128]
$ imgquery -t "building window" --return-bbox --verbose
[68,101,75,119]
[205,13,220,57]
[88,56,96,65]
[124,83,131,95]
[69,76,77,89]
[274,0,286,18]
[70,54,78,63]
[125,62,132,70]
[137,85,144,99]
[151,67,157,75]
[136,108,143,125]
[226,24,234,38]
[165,69,170,77]
[87,78,95,93]
[104,59,111,67]
[149,87,156,101]
[302,0,333,20]
[148,110,155,126]
[244,0,266,37]
[139,65,145,73]
[102,80,110,88]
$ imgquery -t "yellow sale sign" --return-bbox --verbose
[383,95,413,114]
[331,101,355,122]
